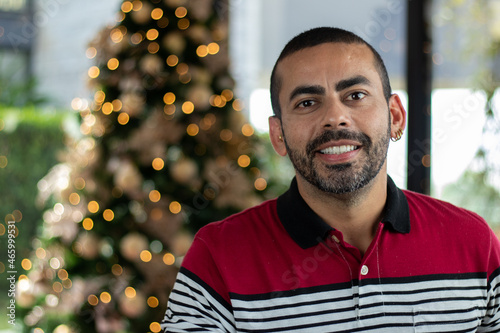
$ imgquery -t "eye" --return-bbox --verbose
[297,99,316,108]
[346,92,366,101]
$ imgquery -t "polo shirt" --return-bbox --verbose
[161,176,500,332]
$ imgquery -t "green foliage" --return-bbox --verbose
[441,170,500,227]
[0,106,67,255]
[254,132,295,194]
[0,54,49,107]
[0,106,67,330]
[0,76,50,107]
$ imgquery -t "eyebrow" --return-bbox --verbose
[335,75,371,92]
[288,75,371,103]
[289,85,325,103]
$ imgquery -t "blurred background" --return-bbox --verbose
[0,0,499,332]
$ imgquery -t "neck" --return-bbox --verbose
[296,169,388,255]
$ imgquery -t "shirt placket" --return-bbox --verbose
[326,223,385,324]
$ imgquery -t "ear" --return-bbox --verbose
[389,94,406,136]
[268,116,287,157]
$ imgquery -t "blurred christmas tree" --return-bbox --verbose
[19,0,276,332]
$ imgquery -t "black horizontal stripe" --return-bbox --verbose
[233,294,486,320]
[362,296,487,309]
[480,318,500,332]
[234,304,486,325]
[232,292,357,312]
[236,314,480,333]
[360,284,487,299]
[228,276,489,331]
[168,297,219,323]
[360,271,488,286]
[170,283,235,327]
[489,266,500,292]
[163,310,215,327]
[168,270,236,330]
[414,316,479,327]
[235,303,358,323]
[230,280,356,301]
[170,288,213,312]
[179,267,233,312]
[236,316,417,333]
[230,272,487,302]
[168,265,497,332]
[236,312,377,333]
[232,287,486,315]
[161,308,220,331]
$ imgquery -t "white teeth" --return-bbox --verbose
[320,145,357,155]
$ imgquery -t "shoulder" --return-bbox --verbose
[401,190,500,275]
[403,189,490,234]
[195,198,279,242]
[181,198,282,286]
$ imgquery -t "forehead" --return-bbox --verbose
[276,42,380,90]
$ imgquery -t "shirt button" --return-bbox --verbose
[361,265,369,276]
[331,235,340,243]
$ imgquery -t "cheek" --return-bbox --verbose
[282,117,319,139]
[353,110,390,134]
[283,124,313,147]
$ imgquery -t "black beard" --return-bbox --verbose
[284,127,390,195]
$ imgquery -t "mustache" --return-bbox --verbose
[305,129,372,156]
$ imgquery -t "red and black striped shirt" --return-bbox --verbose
[162,177,500,332]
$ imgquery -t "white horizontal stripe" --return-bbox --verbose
[163,273,500,332]
[233,277,487,311]
[231,277,488,332]
[481,271,500,329]
[162,271,235,332]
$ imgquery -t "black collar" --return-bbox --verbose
[276,176,410,249]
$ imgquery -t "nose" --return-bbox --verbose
[321,99,351,129]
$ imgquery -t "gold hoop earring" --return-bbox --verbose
[278,135,283,142]
[391,129,403,142]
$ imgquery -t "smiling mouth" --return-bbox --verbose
[319,145,359,155]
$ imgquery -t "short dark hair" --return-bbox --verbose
[270,27,392,119]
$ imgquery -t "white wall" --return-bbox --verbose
[230,0,407,108]
[32,0,122,108]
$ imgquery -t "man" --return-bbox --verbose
[162,27,500,332]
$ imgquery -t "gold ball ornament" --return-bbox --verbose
[171,231,194,256]
[53,324,76,333]
[230,110,247,130]
[187,24,211,44]
[119,289,147,318]
[75,232,100,260]
[163,32,186,55]
[191,66,213,85]
[118,73,142,91]
[212,22,229,41]
[170,158,199,184]
[120,92,145,117]
[16,284,36,308]
[140,54,163,74]
[130,2,153,24]
[114,159,143,197]
[120,232,149,261]
[187,84,213,110]
[165,0,187,8]
[187,0,214,21]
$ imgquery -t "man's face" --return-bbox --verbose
[270,42,392,194]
